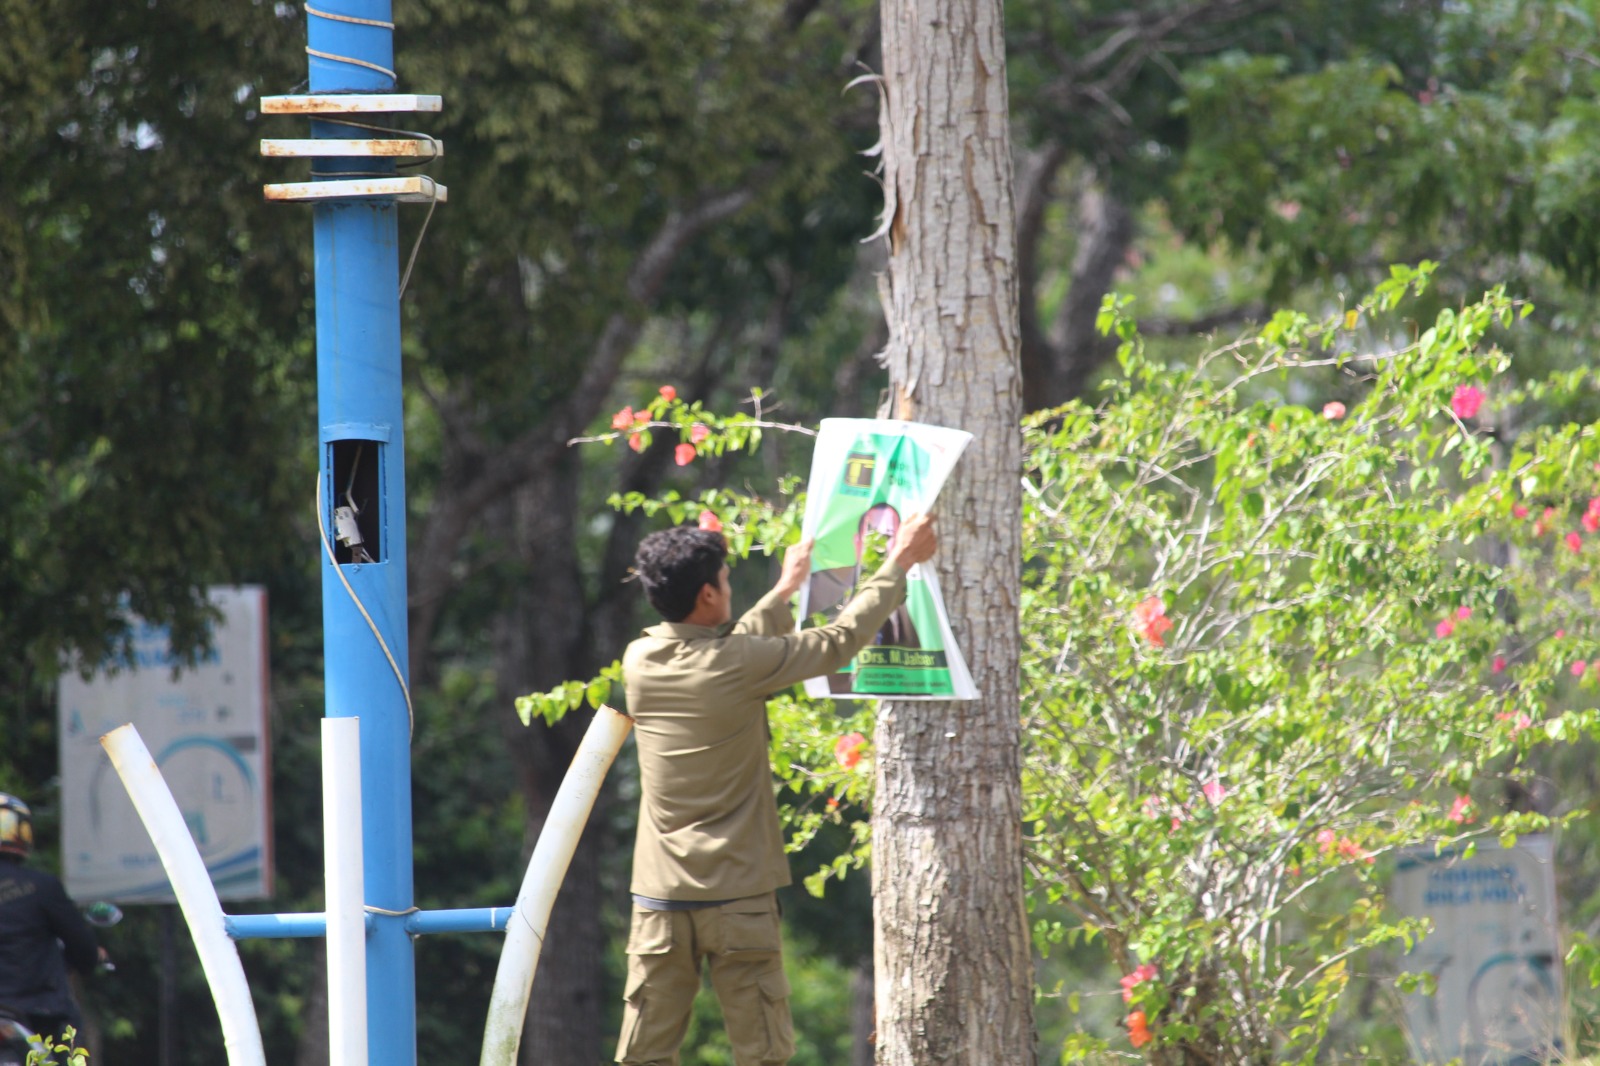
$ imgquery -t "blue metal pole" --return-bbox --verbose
[305,3,413,1063]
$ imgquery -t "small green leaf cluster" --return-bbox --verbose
[1022,272,1600,1061]
[27,1025,89,1065]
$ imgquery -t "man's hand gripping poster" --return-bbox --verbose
[797,418,978,700]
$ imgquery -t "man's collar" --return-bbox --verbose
[644,620,730,641]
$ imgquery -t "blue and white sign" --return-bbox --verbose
[1392,835,1563,1065]
[58,586,272,903]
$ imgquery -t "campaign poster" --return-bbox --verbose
[58,586,273,903]
[796,418,977,700]
[1390,836,1563,1065]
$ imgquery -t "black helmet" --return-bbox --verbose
[0,794,32,859]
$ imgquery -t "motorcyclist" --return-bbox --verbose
[0,794,101,1050]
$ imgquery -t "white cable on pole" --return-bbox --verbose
[323,717,369,1066]
[100,725,268,1066]
[479,706,633,1066]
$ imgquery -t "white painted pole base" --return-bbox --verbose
[479,705,633,1066]
[101,725,267,1066]
[323,717,368,1066]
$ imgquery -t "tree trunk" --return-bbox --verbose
[870,1,1035,1064]
[488,463,609,1066]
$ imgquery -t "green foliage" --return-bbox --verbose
[1022,274,1600,1061]
[26,1025,87,1066]
[1171,0,1600,292]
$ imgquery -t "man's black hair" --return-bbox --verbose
[633,526,728,622]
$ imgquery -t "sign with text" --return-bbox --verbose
[58,586,272,902]
[1391,836,1562,1065]
[796,418,977,700]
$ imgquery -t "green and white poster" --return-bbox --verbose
[797,418,977,700]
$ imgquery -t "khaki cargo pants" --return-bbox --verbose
[614,891,795,1066]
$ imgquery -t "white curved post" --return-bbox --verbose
[101,724,267,1066]
[479,705,633,1066]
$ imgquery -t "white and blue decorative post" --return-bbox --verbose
[253,2,448,1062]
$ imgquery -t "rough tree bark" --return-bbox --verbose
[870,0,1036,1063]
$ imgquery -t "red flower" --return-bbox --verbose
[1451,384,1485,420]
[659,385,677,402]
[1492,656,1507,674]
[1567,531,1583,553]
[675,443,697,466]
[628,432,646,453]
[1322,401,1346,420]
[1446,795,1474,825]
[1435,619,1455,639]
[611,406,634,430]
[834,732,868,770]
[634,409,651,425]
[1513,504,1529,519]
[1126,1011,1152,1049]
[1132,596,1173,647]
[697,510,723,533]
[825,797,840,812]
[690,422,711,444]
[1585,512,1600,535]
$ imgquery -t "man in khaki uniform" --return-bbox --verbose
[616,515,938,1066]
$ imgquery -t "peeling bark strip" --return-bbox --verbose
[872,0,1035,1064]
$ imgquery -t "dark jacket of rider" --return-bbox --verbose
[0,855,98,1024]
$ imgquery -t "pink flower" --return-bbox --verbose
[1492,656,1507,674]
[1585,512,1600,535]
[1336,838,1375,864]
[1556,629,1567,639]
[628,432,646,453]
[1120,963,1159,1002]
[1322,401,1346,420]
[1568,531,1583,553]
[674,443,697,466]
[1316,829,1337,853]
[658,385,677,402]
[1496,711,1532,735]
[1574,660,1588,678]
[1456,606,1472,621]
[834,732,868,770]
[634,409,651,425]
[611,406,634,430]
[690,422,711,444]
[1435,619,1455,639]
[1451,384,1485,420]
[1513,504,1530,519]
[697,510,723,533]
[1447,795,1474,824]
[1201,780,1227,806]
[1132,596,1173,647]
[1535,507,1557,537]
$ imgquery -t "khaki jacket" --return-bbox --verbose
[624,562,908,900]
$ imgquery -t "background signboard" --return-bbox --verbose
[58,586,272,903]
[1392,835,1563,1065]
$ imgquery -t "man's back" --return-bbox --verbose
[0,859,96,1018]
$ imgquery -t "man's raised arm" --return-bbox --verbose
[737,515,939,693]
